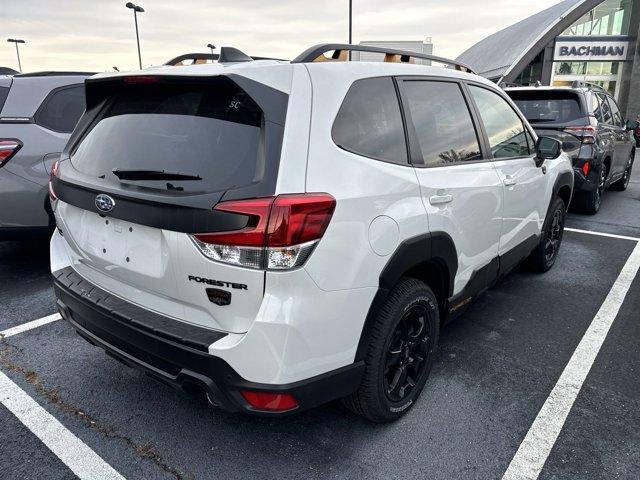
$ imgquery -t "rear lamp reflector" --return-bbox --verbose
[192,194,336,271]
[48,160,60,201]
[0,139,22,167]
[581,161,590,176]
[240,391,298,412]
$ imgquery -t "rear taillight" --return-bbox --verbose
[48,160,60,201]
[581,161,590,176]
[192,194,336,270]
[0,139,22,167]
[240,391,298,412]
[564,126,596,144]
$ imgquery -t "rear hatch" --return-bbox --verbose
[508,89,590,163]
[52,72,290,333]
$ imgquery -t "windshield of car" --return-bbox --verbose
[508,91,584,124]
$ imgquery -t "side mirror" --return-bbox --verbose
[625,119,639,131]
[535,136,562,167]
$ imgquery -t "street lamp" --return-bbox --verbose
[348,0,352,45]
[125,2,144,69]
[7,39,25,72]
[348,0,353,61]
[207,43,216,61]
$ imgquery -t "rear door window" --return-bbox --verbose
[35,85,85,133]
[508,90,584,124]
[332,77,407,164]
[470,86,534,159]
[402,80,482,167]
[591,93,605,122]
[71,77,266,194]
[597,93,613,124]
[606,96,623,127]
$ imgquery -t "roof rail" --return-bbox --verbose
[164,51,286,66]
[499,81,523,88]
[571,80,607,93]
[291,43,475,73]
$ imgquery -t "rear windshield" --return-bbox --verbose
[71,77,264,194]
[508,91,584,124]
[0,86,9,113]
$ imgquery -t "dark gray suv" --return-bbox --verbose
[506,85,637,215]
[0,72,91,239]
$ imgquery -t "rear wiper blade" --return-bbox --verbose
[112,169,202,181]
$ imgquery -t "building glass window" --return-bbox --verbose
[562,0,633,36]
[514,51,544,86]
[554,61,619,76]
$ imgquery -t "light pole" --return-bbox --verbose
[348,0,352,45]
[125,2,144,69]
[7,39,25,72]
[207,43,216,60]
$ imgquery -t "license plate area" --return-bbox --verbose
[78,213,166,277]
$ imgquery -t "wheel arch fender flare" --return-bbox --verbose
[551,170,574,212]
[354,232,458,362]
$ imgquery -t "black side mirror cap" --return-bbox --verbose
[626,119,640,131]
[535,136,562,167]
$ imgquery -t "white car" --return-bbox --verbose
[50,45,573,422]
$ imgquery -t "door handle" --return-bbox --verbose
[504,176,517,187]
[429,194,453,205]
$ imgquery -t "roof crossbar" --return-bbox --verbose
[291,43,475,74]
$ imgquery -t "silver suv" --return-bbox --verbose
[0,72,91,239]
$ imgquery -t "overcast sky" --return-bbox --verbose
[1,0,563,73]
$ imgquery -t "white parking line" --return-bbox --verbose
[565,227,640,242]
[0,313,61,339]
[0,370,125,480]
[503,240,640,480]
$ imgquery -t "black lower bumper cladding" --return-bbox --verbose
[52,267,364,415]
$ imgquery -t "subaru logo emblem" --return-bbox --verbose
[95,194,115,213]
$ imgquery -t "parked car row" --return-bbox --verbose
[506,84,637,214]
[0,71,91,239]
[2,44,635,421]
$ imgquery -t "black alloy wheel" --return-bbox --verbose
[594,164,607,211]
[342,278,439,423]
[384,304,431,402]
[544,207,564,264]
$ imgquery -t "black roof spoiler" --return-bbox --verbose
[291,43,476,74]
[14,71,96,78]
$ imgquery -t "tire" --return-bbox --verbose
[610,153,634,191]
[526,197,566,273]
[342,278,439,423]
[575,164,606,215]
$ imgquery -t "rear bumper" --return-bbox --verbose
[53,267,364,415]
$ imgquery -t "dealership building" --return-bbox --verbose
[457,0,640,117]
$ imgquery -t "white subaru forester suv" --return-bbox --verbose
[50,45,573,422]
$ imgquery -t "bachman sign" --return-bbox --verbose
[554,40,629,61]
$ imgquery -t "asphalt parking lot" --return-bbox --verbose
[1,158,639,480]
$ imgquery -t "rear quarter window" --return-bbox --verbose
[35,85,85,133]
[0,86,9,113]
[332,77,408,165]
